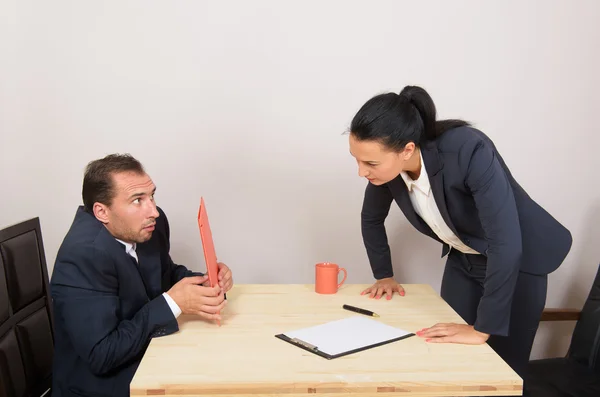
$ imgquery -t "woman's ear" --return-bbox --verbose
[401,142,417,160]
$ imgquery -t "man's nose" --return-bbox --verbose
[148,200,160,218]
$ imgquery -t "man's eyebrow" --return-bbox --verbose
[128,192,145,200]
[128,187,156,200]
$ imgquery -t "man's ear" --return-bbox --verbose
[93,202,110,224]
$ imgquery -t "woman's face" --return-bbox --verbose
[349,134,417,185]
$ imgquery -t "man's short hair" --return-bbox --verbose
[82,154,145,212]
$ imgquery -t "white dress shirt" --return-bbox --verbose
[399,151,480,255]
[116,239,182,318]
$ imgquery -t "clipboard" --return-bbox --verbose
[275,316,414,360]
[197,197,219,289]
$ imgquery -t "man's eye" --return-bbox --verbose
[133,198,140,204]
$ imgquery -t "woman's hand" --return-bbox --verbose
[361,277,405,300]
[416,323,490,344]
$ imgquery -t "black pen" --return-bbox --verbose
[343,304,380,317]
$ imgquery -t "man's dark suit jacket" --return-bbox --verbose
[50,206,195,397]
[361,126,572,336]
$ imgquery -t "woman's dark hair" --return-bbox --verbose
[350,85,470,151]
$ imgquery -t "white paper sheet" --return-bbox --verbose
[282,316,412,356]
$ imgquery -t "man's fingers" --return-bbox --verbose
[199,300,227,314]
[199,305,220,314]
[200,286,219,297]
[183,275,208,285]
[199,293,226,306]
[217,263,231,281]
[219,271,232,288]
[195,311,222,321]
[195,284,221,296]
[215,299,227,311]
[191,297,226,314]
[219,269,231,282]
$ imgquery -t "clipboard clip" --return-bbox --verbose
[290,338,318,351]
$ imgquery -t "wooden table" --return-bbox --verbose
[130,284,522,396]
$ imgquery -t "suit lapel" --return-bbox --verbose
[420,141,461,239]
[98,228,151,297]
[388,176,433,236]
[135,242,162,299]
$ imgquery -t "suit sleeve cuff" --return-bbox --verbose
[162,292,182,318]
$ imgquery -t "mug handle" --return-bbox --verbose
[338,267,347,288]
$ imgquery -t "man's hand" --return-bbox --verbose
[166,276,226,321]
[416,323,490,344]
[361,277,405,300]
[202,262,233,292]
[217,262,233,292]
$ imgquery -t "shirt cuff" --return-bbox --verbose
[162,292,182,318]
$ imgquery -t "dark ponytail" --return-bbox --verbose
[350,85,470,151]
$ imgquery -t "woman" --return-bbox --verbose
[349,85,572,378]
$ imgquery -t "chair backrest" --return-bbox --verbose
[0,218,54,397]
[568,262,600,374]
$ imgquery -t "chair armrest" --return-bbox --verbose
[540,308,581,321]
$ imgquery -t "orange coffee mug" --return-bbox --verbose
[315,262,347,294]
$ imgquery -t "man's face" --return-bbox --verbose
[95,171,159,244]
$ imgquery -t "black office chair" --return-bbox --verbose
[0,218,54,397]
[526,262,600,396]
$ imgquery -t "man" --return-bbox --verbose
[50,154,233,397]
